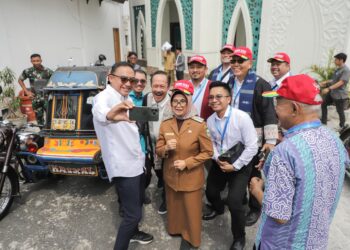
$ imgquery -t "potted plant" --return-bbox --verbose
[307,49,336,84]
[0,67,27,127]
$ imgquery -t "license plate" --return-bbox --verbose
[48,165,98,176]
[51,118,76,131]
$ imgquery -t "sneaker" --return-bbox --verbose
[157,201,167,214]
[130,230,153,244]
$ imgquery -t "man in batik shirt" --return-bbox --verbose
[250,74,349,250]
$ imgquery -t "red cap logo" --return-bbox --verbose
[188,55,207,66]
[267,52,291,64]
[233,47,253,60]
[262,74,322,105]
[173,80,194,95]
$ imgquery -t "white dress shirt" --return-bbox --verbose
[192,78,209,114]
[231,77,244,109]
[207,106,258,170]
[92,84,144,180]
[270,72,291,90]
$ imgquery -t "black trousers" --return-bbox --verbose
[113,173,145,250]
[248,155,261,212]
[206,160,252,239]
[176,70,184,80]
[321,94,346,127]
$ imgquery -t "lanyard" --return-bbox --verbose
[215,107,232,153]
[193,79,208,104]
[284,120,322,136]
[216,65,223,81]
[232,80,243,107]
[271,83,278,90]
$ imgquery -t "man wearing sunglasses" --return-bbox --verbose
[92,62,153,250]
[129,69,147,107]
[228,47,278,227]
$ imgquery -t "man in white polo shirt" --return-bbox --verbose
[92,62,153,250]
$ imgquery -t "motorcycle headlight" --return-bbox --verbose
[18,132,38,152]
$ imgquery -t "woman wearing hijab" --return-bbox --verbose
[156,80,213,249]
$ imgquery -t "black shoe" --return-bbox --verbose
[157,178,164,188]
[144,194,151,205]
[230,237,245,250]
[180,238,198,250]
[245,210,260,226]
[158,201,167,215]
[202,206,223,220]
[130,230,154,245]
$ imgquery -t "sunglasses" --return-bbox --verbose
[110,74,138,84]
[230,58,247,64]
[135,79,147,84]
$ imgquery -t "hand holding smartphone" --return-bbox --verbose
[129,106,159,122]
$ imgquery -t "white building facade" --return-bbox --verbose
[129,0,350,80]
[0,0,131,86]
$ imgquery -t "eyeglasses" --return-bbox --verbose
[135,79,147,84]
[208,95,230,101]
[171,99,187,107]
[230,58,247,64]
[109,74,138,84]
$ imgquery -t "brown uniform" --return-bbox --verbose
[156,116,213,247]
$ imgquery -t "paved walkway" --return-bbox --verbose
[0,107,349,250]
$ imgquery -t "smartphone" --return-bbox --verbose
[129,107,159,122]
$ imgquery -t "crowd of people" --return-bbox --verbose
[18,46,350,250]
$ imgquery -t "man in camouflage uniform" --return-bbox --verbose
[18,54,53,124]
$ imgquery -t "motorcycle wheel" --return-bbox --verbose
[0,167,19,220]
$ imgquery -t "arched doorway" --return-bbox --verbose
[226,0,253,49]
[136,11,147,59]
[234,10,246,47]
[160,0,182,51]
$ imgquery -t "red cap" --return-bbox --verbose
[233,47,253,60]
[262,74,323,105]
[220,44,235,53]
[188,55,207,66]
[267,52,291,64]
[173,80,194,95]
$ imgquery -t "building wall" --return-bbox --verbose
[0,0,130,89]
[257,0,350,80]
[129,0,350,82]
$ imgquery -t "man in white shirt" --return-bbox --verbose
[203,81,258,250]
[92,62,153,250]
[267,52,291,91]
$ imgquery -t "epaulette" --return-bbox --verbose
[191,116,204,123]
